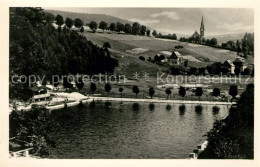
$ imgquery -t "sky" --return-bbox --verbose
[45,8,254,36]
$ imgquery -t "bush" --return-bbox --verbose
[139,56,145,61]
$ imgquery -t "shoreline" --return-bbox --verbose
[11,93,235,112]
[91,96,234,105]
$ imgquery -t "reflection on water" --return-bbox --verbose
[195,105,203,115]
[166,104,172,111]
[179,104,186,116]
[132,103,140,111]
[212,106,220,115]
[49,102,229,159]
[149,103,155,111]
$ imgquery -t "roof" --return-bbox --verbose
[233,57,245,63]
[192,31,200,38]
[28,86,46,92]
[160,51,172,56]
[33,93,50,99]
[170,51,182,58]
[223,59,235,67]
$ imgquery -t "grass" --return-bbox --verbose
[83,32,248,63]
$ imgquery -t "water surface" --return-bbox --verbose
[49,102,229,158]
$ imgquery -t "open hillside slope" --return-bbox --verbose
[83,32,249,65]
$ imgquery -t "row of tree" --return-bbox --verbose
[179,32,254,57]
[66,79,238,101]
[55,14,153,36]
[152,30,178,40]
[179,36,218,46]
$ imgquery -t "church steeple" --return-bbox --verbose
[200,16,205,38]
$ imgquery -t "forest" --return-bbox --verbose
[9,7,118,98]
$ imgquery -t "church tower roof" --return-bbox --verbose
[200,16,205,38]
[201,16,204,30]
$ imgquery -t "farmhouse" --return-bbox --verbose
[155,51,172,63]
[233,57,247,73]
[222,59,235,74]
[169,51,183,65]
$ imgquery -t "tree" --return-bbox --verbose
[212,88,220,97]
[119,87,124,98]
[74,18,83,30]
[179,86,186,99]
[140,25,146,36]
[243,68,251,75]
[235,67,241,75]
[152,30,157,37]
[199,68,206,75]
[99,21,108,32]
[165,88,172,99]
[63,76,73,89]
[109,23,116,32]
[80,27,84,32]
[89,21,98,33]
[184,60,188,67]
[172,34,177,40]
[51,76,59,87]
[154,55,160,62]
[75,77,84,91]
[205,39,211,46]
[139,56,145,61]
[65,18,74,29]
[116,22,124,32]
[132,85,140,98]
[104,83,111,97]
[210,38,218,46]
[45,13,55,24]
[132,22,140,35]
[170,67,181,75]
[195,87,203,101]
[124,23,132,34]
[146,29,151,36]
[188,67,197,75]
[207,62,222,75]
[103,42,111,59]
[149,87,155,99]
[55,14,64,27]
[90,82,97,94]
[229,85,238,102]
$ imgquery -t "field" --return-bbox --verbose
[84,32,250,63]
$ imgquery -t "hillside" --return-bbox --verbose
[46,10,133,25]
[84,32,237,61]
[81,31,254,74]
[207,33,245,44]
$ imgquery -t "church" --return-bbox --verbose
[191,16,205,42]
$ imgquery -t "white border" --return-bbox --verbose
[0,0,259,167]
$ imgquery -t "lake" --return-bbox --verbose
[49,102,229,159]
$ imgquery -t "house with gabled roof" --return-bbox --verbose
[169,51,183,65]
[222,59,235,74]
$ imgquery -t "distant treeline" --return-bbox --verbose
[53,13,178,40]
[179,32,254,57]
